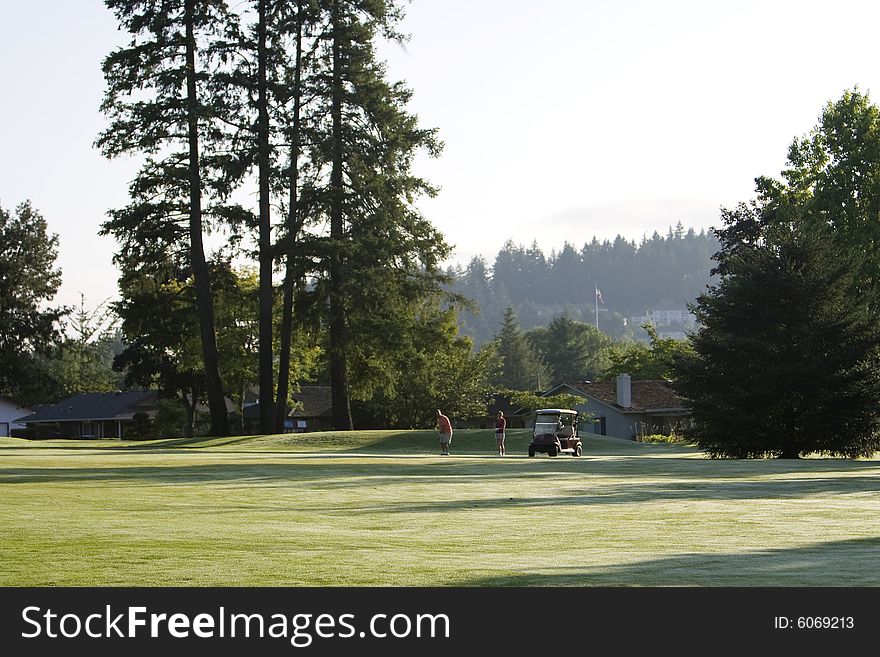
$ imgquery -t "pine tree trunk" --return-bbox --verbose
[184,0,229,437]
[257,0,275,434]
[780,436,800,458]
[329,0,353,430]
[275,0,304,434]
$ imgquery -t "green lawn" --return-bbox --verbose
[1,429,879,586]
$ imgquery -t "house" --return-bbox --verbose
[542,374,691,440]
[646,308,695,326]
[628,308,697,341]
[243,385,333,433]
[17,390,159,439]
[0,396,33,437]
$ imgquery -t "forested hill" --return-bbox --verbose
[446,224,720,345]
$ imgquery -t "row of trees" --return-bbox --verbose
[0,198,683,430]
[97,0,451,434]
[448,226,718,345]
[0,200,493,433]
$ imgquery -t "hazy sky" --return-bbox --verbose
[2,0,880,309]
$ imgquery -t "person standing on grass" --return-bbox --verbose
[437,409,453,455]
[495,410,507,456]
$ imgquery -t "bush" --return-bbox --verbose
[153,399,189,438]
[125,411,154,440]
[636,433,689,444]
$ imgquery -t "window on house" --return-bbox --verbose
[81,421,98,438]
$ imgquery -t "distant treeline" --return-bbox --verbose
[446,223,720,344]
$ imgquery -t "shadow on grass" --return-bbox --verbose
[367,474,880,512]
[0,461,559,487]
[2,458,879,508]
[467,537,880,586]
[5,431,875,479]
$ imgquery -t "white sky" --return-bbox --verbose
[2,0,880,309]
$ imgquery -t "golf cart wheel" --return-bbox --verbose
[547,447,557,457]
[528,447,535,457]
[574,444,582,457]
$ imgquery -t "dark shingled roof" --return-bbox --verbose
[554,380,687,412]
[20,391,158,423]
[290,385,332,419]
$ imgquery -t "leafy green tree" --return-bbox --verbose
[214,265,322,428]
[351,299,497,428]
[492,307,548,391]
[759,89,880,291]
[154,398,191,439]
[526,313,610,386]
[115,259,319,436]
[97,0,241,436]
[601,323,693,381]
[505,390,583,414]
[113,265,207,438]
[0,201,65,405]
[675,222,880,458]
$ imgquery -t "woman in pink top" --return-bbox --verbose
[495,411,507,456]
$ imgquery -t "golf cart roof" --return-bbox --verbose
[535,409,578,415]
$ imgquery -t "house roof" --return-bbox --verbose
[548,380,688,413]
[243,385,333,420]
[290,385,332,418]
[19,390,158,423]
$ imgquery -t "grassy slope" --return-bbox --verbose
[1,430,878,586]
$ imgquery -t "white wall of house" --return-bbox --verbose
[0,398,33,437]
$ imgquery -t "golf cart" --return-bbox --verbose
[528,409,582,457]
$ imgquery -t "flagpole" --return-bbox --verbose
[595,283,599,332]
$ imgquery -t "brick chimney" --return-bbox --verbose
[616,373,632,408]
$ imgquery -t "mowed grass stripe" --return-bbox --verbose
[1,430,878,586]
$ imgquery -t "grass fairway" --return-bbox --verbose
[1,429,879,586]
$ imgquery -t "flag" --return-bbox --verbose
[596,288,604,304]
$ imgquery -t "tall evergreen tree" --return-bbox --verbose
[326,0,351,430]
[675,91,880,458]
[97,0,240,435]
[492,307,547,391]
[213,0,320,433]
[310,0,449,429]
[255,0,276,433]
[675,219,880,458]
[50,296,124,398]
[274,0,312,432]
